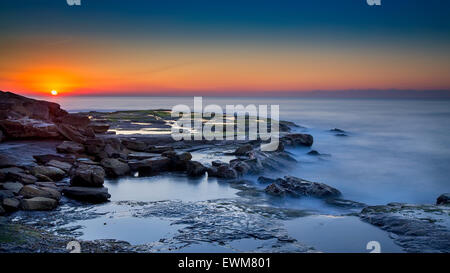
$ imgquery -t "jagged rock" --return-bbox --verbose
[162,151,192,170]
[100,158,130,177]
[129,156,171,175]
[437,193,450,205]
[88,121,110,134]
[208,164,238,179]
[0,167,37,184]
[230,160,250,175]
[56,141,85,154]
[46,160,72,173]
[19,185,61,200]
[21,197,58,211]
[186,161,207,177]
[32,165,66,181]
[233,144,253,155]
[2,197,20,211]
[211,160,226,167]
[264,176,341,198]
[56,124,87,143]
[122,139,148,152]
[70,163,105,187]
[281,133,313,147]
[265,183,286,196]
[0,118,60,139]
[33,154,75,165]
[330,128,345,133]
[62,186,111,203]
[54,114,90,128]
[1,182,23,194]
[0,190,14,201]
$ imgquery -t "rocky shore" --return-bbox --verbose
[0,90,449,253]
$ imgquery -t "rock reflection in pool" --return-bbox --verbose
[104,173,239,202]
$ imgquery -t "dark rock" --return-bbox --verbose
[33,154,75,165]
[330,128,345,133]
[122,139,148,152]
[264,176,341,198]
[62,186,111,203]
[335,133,348,137]
[0,190,14,201]
[211,160,227,167]
[264,183,286,196]
[19,185,61,200]
[208,164,238,179]
[233,144,253,155]
[21,197,58,211]
[1,182,23,194]
[186,161,207,177]
[437,193,450,205]
[0,118,60,139]
[70,163,105,187]
[127,152,159,160]
[88,121,110,134]
[32,165,66,181]
[46,160,72,173]
[2,197,20,211]
[307,150,321,156]
[146,145,174,154]
[0,167,37,184]
[56,124,87,143]
[0,205,4,215]
[281,133,313,147]
[54,114,90,129]
[56,141,85,154]
[100,158,130,177]
[229,160,250,175]
[0,130,4,142]
[257,176,278,184]
[129,156,171,175]
[0,154,16,168]
[35,182,58,189]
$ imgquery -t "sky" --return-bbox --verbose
[1,0,450,97]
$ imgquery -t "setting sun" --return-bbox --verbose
[50,90,58,96]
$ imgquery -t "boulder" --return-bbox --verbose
[100,158,130,177]
[35,182,58,189]
[281,133,314,147]
[19,185,61,200]
[264,183,286,196]
[307,150,321,156]
[330,128,345,133]
[0,118,60,139]
[56,141,85,154]
[70,163,105,187]
[208,164,238,179]
[211,160,227,167]
[146,145,174,154]
[21,197,58,211]
[437,193,450,205]
[0,190,14,201]
[264,176,341,198]
[257,176,278,184]
[56,124,86,143]
[88,122,110,134]
[129,156,171,175]
[32,165,66,181]
[54,114,90,128]
[122,139,148,152]
[233,144,253,155]
[1,182,23,194]
[230,160,250,175]
[186,161,207,177]
[46,160,72,173]
[33,154,75,165]
[62,186,111,203]
[127,152,159,160]
[2,197,20,211]
[0,167,37,184]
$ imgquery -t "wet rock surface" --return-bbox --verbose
[359,203,450,253]
[263,176,341,198]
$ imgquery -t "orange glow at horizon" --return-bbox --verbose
[1,37,450,96]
